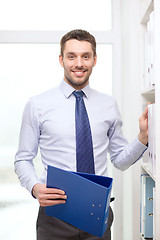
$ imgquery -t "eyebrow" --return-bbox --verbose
[66,52,92,55]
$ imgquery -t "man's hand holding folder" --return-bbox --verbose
[45,166,113,237]
[32,183,67,206]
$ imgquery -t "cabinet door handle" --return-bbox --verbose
[148,197,153,201]
[148,213,153,216]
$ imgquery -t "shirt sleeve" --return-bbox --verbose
[108,100,147,171]
[14,99,41,193]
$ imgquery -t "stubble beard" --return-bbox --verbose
[64,65,93,89]
[65,74,89,89]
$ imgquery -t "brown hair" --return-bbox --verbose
[60,29,96,57]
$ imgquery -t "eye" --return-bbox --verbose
[83,55,90,59]
[68,55,75,60]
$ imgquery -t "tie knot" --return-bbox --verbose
[73,91,84,99]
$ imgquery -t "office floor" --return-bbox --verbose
[0,184,39,240]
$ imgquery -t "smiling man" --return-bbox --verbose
[59,38,97,90]
[15,29,148,240]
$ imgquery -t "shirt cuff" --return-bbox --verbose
[26,178,41,196]
[131,136,148,162]
[136,136,148,149]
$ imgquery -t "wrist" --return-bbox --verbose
[138,133,148,146]
[32,183,41,198]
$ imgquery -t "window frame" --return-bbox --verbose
[0,0,122,107]
[0,1,122,239]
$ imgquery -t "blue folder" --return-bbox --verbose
[45,165,113,237]
[140,174,155,238]
[144,175,154,238]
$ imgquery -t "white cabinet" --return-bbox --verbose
[140,0,160,239]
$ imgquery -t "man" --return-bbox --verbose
[15,29,148,240]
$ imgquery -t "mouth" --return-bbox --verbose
[72,69,87,77]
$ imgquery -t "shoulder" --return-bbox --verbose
[29,85,61,106]
[88,87,121,118]
[23,85,62,116]
[89,87,116,106]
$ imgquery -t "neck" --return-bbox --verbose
[64,76,89,90]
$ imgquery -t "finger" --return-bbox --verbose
[142,106,148,117]
[47,193,67,200]
[38,193,67,203]
[38,192,67,205]
[45,188,66,195]
[40,199,66,207]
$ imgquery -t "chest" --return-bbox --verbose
[38,99,115,143]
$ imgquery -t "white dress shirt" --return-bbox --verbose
[15,80,147,193]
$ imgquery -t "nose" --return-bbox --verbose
[75,56,83,68]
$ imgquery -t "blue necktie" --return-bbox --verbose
[73,91,95,174]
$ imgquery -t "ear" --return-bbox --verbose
[59,55,64,67]
[93,54,97,67]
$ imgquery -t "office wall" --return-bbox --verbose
[121,0,142,239]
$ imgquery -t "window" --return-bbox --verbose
[0,1,117,239]
[0,0,112,31]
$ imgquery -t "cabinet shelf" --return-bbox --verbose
[141,162,156,181]
[141,85,155,96]
[141,86,155,102]
[141,0,154,24]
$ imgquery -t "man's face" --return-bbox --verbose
[59,39,97,90]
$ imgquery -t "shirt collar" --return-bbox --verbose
[60,79,90,99]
